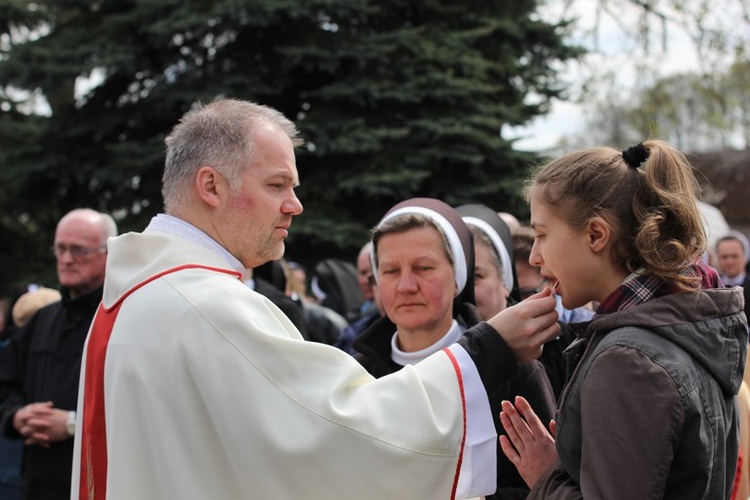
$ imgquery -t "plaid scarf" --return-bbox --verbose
[596,259,722,315]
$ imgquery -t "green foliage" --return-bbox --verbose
[0,0,579,290]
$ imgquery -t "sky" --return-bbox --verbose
[509,0,708,153]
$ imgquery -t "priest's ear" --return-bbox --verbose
[195,166,229,208]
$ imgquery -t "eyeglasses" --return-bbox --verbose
[51,244,106,260]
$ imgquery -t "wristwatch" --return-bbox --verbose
[66,411,76,437]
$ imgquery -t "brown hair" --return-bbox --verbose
[512,226,536,264]
[525,139,706,290]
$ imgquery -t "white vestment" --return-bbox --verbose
[71,217,496,499]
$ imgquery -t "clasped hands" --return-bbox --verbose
[13,401,70,447]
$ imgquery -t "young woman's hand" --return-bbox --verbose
[499,396,558,488]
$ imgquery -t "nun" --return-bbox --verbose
[353,198,555,500]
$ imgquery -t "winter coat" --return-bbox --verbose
[530,287,748,499]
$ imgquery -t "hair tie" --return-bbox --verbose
[622,143,649,169]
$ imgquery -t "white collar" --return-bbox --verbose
[390,320,463,366]
[724,272,747,286]
[145,214,247,279]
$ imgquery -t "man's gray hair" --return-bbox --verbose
[162,98,303,212]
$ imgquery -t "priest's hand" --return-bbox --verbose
[486,287,559,363]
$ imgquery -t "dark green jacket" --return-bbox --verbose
[531,287,748,499]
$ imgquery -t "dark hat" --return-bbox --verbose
[372,197,475,306]
[457,204,521,304]
[312,258,365,322]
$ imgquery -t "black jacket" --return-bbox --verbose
[0,286,102,500]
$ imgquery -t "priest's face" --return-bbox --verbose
[376,226,457,342]
[219,122,303,269]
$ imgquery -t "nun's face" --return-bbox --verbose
[473,239,508,320]
[376,226,457,341]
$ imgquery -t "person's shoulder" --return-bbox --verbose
[589,324,693,378]
[152,267,261,317]
[21,298,64,329]
[152,272,303,341]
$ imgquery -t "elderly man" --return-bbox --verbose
[0,209,116,500]
[71,98,559,500]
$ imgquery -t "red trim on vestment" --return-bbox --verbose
[731,448,742,500]
[79,301,120,500]
[77,264,242,500]
[443,347,467,500]
[102,264,242,312]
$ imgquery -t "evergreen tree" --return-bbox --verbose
[0,0,579,288]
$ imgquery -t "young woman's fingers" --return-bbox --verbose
[500,400,534,452]
[499,434,521,466]
[514,396,552,437]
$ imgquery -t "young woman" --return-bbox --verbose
[354,197,555,499]
[499,140,748,499]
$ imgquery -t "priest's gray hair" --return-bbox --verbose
[162,98,302,212]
